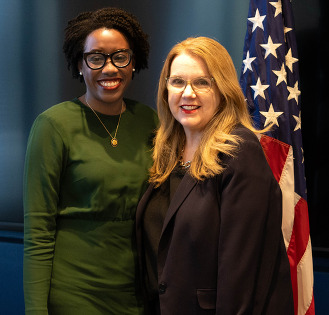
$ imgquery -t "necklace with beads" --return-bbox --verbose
[85,98,124,147]
[180,159,191,169]
[179,147,192,169]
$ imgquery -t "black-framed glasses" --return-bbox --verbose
[83,49,133,70]
[166,76,214,93]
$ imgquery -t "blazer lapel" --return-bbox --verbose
[161,173,197,234]
[136,174,198,242]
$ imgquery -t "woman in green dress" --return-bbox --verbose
[23,7,157,314]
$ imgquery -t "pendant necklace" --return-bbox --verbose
[85,98,124,147]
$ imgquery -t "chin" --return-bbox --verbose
[101,92,124,104]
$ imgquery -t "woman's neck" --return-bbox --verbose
[182,131,202,162]
[80,94,124,115]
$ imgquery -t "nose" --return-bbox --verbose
[182,82,196,97]
[102,59,118,73]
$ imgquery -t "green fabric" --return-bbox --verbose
[23,98,158,314]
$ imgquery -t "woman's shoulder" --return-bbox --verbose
[30,99,83,134]
[228,124,264,155]
[231,124,260,144]
[38,98,82,119]
[224,124,271,175]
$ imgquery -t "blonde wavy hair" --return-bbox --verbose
[149,37,260,187]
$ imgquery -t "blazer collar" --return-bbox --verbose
[136,172,197,230]
[161,172,197,234]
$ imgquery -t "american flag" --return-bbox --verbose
[239,0,315,314]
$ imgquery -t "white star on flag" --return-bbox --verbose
[260,103,284,126]
[260,36,282,58]
[285,48,299,72]
[287,81,301,104]
[272,63,287,85]
[284,26,292,35]
[284,27,293,42]
[242,51,256,73]
[293,111,302,131]
[250,78,269,99]
[269,0,282,17]
[248,9,266,32]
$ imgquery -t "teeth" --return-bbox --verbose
[181,105,199,110]
[99,80,120,87]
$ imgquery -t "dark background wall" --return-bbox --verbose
[0,0,328,314]
[293,0,329,251]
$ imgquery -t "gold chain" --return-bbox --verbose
[85,98,124,147]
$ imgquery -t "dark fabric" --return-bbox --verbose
[136,125,294,315]
[142,166,185,301]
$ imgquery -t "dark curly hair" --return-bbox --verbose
[63,7,150,80]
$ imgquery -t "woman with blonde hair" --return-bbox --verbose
[136,37,294,314]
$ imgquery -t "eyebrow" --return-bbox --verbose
[85,48,129,53]
[83,49,104,54]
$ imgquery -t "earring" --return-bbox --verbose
[132,68,136,72]
[79,71,83,76]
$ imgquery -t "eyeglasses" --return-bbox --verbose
[83,49,133,70]
[166,76,214,93]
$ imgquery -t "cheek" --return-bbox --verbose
[81,65,95,81]
[81,61,89,74]
[168,92,180,112]
[168,102,175,117]
[208,94,220,114]
[122,64,134,77]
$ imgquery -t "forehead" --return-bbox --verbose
[84,28,130,52]
[170,53,210,77]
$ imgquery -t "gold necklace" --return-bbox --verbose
[85,98,124,147]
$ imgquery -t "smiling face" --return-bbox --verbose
[168,53,221,136]
[80,28,134,112]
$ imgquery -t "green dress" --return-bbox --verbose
[23,98,158,315]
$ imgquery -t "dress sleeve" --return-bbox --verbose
[216,132,283,314]
[23,114,66,314]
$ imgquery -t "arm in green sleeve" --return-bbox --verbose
[23,114,66,314]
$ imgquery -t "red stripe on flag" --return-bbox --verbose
[286,197,310,314]
[260,135,290,183]
[305,295,315,315]
[293,198,310,262]
[287,198,310,268]
[287,229,298,314]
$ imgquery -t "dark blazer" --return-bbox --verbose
[136,125,294,315]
